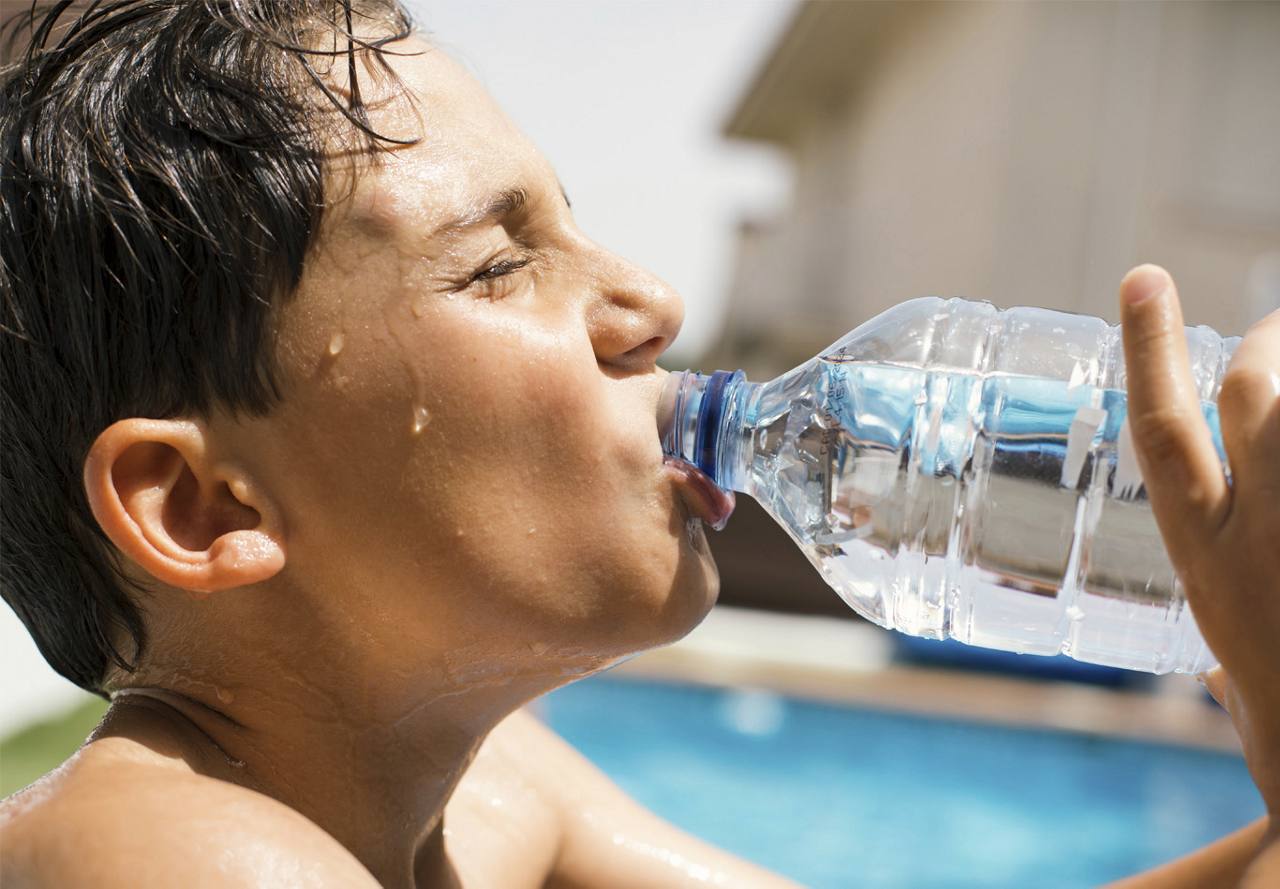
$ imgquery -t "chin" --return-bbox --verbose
[570,513,721,660]
[641,519,721,649]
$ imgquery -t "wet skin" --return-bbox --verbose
[4,22,1280,889]
[0,30,789,889]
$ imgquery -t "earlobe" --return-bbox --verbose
[83,418,286,597]
[203,529,287,595]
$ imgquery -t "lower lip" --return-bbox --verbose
[663,458,736,531]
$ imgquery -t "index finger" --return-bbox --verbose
[1119,264,1231,556]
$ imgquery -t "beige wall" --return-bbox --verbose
[713,0,1280,378]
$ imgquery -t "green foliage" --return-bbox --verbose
[0,697,110,797]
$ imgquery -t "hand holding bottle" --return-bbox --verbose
[1120,264,1280,822]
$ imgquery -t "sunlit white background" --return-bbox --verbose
[1,0,796,733]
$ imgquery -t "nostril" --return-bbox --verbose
[626,336,666,362]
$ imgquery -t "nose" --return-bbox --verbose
[583,245,685,372]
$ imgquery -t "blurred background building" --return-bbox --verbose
[708,0,1280,621]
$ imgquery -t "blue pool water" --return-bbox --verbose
[541,676,1262,889]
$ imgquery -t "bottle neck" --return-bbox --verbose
[658,369,756,493]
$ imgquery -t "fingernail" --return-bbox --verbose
[1122,265,1169,306]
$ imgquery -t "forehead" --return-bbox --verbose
[327,35,543,240]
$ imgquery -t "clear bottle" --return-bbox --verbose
[659,297,1240,674]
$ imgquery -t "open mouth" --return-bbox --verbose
[663,457,736,531]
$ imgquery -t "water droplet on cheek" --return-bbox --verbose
[685,517,709,554]
[216,686,235,704]
[327,331,345,357]
[411,294,429,319]
[411,404,431,434]
[527,526,537,536]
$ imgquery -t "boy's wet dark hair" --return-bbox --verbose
[0,0,420,697]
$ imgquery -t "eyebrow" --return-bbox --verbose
[430,182,572,238]
[434,187,526,236]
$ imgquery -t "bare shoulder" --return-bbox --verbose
[441,707,658,887]
[478,706,647,805]
[441,709,566,887]
[483,705,584,764]
[1,751,378,889]
[472,707,804,889]
[461,707,623,811]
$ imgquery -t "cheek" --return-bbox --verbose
[412,340,680,615]
[421,316,607,481]
[426,347,620,535]
[270,289,699,631]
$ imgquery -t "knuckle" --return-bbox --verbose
[1130,405,1195,460]
[1126,319,1171,355]
[1219,365,1276,413]
[1179,479,1222,519]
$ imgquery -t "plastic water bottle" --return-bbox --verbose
[659,297,1241,674]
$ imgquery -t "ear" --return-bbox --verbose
[82,418,285,598]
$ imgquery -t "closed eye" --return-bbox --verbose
[470,257,531,283]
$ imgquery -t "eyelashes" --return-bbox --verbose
[469,256,532,284]
[462,253,535,300]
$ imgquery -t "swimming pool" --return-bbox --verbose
[541,676,1262,889]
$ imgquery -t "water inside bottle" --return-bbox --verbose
[745,356,1223,673]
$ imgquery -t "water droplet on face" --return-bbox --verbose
[685,517,702,547]
[411,405,430,434]
[529,641,549,656]
[327,331,345,357]
[527,526,537,536]
[411,294,429,319]
[216,686,235,704]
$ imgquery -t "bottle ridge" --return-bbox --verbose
[659,297,1239,674]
